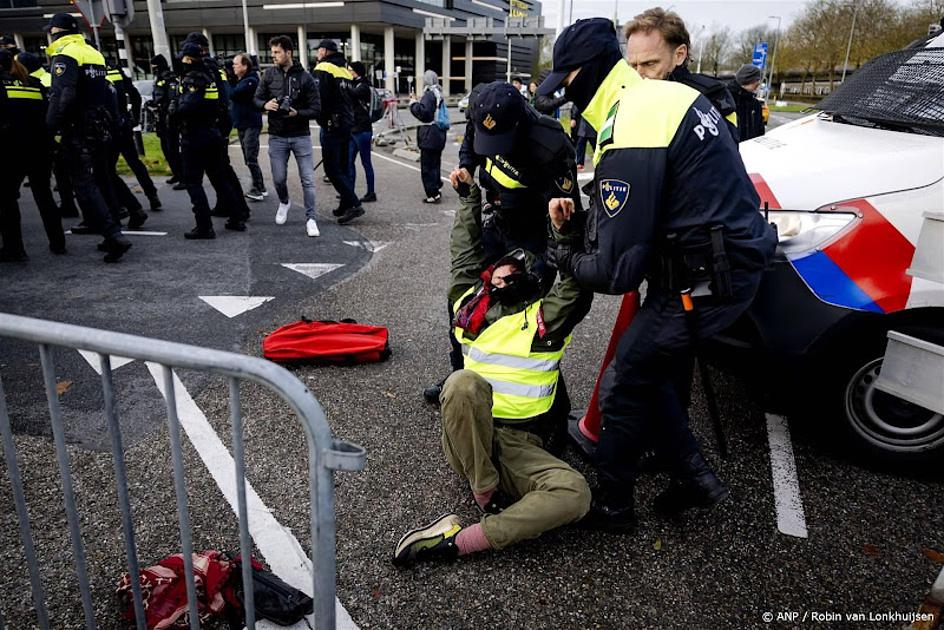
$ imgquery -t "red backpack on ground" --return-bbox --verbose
[263,318,391,365]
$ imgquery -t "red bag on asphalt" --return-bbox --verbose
[263,318,391,365]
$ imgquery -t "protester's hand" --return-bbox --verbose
[287,107,298,117]
[264,98,279,112]
[548,197,575,230]
[450,167,472,189]
[570,118,577,129]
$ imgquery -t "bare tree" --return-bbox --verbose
[698,25,732,76]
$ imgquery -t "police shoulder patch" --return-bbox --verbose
[53,62,66,76]
[599,179,631,218]
[556,175,574,193]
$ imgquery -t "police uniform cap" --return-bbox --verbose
[44,13,79,33]
[472,80,527,156]
[537,17,620,96]
[178,41,203,58]
[184,32,210,48]
[0,35,16,47]
[17,51,42,73]
[316,39,338,52]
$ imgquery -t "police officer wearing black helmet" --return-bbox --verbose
[45,12,132,262]
[423,81,581,403]
[170,41,246,238]
[540,18,777,532]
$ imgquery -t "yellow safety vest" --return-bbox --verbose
[484,155,527,190]
[3,80,42,100]
[30,67,51,88]
[51,33,106,69]
[314,61,353,80]
[454,287,570,420]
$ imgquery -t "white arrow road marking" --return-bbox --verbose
[766,413,809,539]
[145,363,358,630]
[342,240,390,253]
[442,210,456,218]
[77,350,135,375]
[281,263,344,281]
[65,230,168,236]
[199,296,275,318]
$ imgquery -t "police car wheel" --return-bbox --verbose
[836,326,944,471]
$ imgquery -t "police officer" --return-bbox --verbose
[104,64,153,230]
[106,62,161,213]
[539,18,777,531]
[0,50,65,260]
[170,41,246,238]
[150,54,184,187]
[423,81,582,403]
[45,13,131,262]
[313,38,363,224]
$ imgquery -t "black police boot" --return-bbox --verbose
[653,451,729,517]
[224,219,246,232]
[210,208,230,218]
[184,226,216,240]
[127,210,148,230]
[147,193,162,212]
[580,489,637,535]
[337,205,365,225]
[360,192,377,203]
[331,206,346,217]
[70,222,100,235]
[167,175,180,185]
[49,241,67,255]
[102,234,132,263]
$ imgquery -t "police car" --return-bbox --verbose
[712,29,944,470]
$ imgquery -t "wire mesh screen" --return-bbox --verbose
[817,46,944,136]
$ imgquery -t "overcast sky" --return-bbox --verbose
[539,0,813,35]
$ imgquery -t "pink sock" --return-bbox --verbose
[455,523,491,556]
[473,488,495,510]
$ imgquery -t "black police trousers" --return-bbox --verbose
[62,137,122,240]
[594,272,763,504]
[114,126,157,198]
[0,142,64,255]
[321,127,359,211]
[181,130,244,230]
[157,122,182,180]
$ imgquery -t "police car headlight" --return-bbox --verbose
[765,210,858,255]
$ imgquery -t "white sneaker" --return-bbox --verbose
[275,201,290,225]
[306,218,320,237]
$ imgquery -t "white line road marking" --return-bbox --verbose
[372,151,452,184]
[198,296,275,318]
[77,350,135,375]
[145,363,358,630]
[765,413,809,539]
[342,240,391,253]
[281,263,345,281]
[65,230,168,236]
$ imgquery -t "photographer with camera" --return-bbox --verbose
[254,35,321,237]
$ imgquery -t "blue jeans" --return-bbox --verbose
[349,130,375,195]
[268,134,317,219]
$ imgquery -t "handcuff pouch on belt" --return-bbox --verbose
[660,225,734,301]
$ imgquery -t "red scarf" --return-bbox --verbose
[455,267,494,335]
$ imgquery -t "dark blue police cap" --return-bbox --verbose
[472,81,527,156]
[178,41,203,58]
[184,32,209,48]
[537,17,621,96]
[44,12,79,33]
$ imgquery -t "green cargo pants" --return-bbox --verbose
[440,369,591,550]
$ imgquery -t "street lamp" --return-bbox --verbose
[694,24,706,74]
[766,15,782,101]
[841,0,861,84]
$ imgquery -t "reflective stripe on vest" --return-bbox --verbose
[454,287,568,420]
[315,61,353,80]
[106,68,123,83]
[5,85,42,100]
[484,156,527,190]
[179,82,219,100]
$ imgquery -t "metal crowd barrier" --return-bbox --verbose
[0,313,366,629]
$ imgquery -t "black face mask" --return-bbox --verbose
[491,271,540,307]
[564,49,624,112]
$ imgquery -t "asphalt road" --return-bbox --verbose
[0,112,940,629]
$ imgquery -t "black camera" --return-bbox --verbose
[277,94,292,114]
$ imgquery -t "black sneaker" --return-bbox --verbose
[331,206,346,217]
[184,226,216,240]
[70,222,100,235]
[337,205,365,225]
[167,175,180,185]
[392,513,462,567]
[102,235,132,263]
[423,378,445,405]
[422,193,442,204]
[127,211,148,230]
[653,475,729,516]
[172,181,187,191]
[360,192,377,203]
[147,194,162,212]
[224,219,246,232]
[245,189,264,202]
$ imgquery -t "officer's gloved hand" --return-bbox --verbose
[546,236,575,274]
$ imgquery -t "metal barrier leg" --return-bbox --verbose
[38,344,96,629]
[228,378,255,629]
[161,365,200,630]
[311,458,337,629]
[100,354,146,630]
[0,374,50,630]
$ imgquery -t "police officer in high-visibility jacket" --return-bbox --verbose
[169,42,247,238]
[313,39,363,225]
[393,241,593,566]
[539,18,777,532]
[0,50,65,261]
[45,12,131,263]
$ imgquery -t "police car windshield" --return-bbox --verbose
[815,44,944,138]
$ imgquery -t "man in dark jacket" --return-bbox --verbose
[313,38,363,224]
[255,36,321,237]
[150,54,183,187]
[409,69,447,204]
[232,52,266,200]
[348,61,376,203]
[729,63,765,142]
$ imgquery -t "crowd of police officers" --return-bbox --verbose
[3,9,778,555]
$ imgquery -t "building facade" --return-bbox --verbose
[0,0,543,96]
